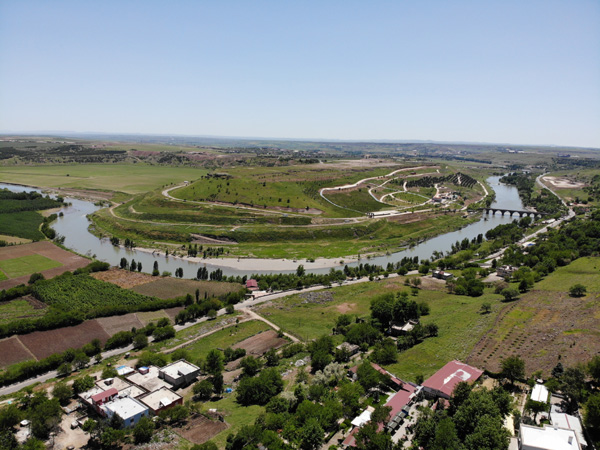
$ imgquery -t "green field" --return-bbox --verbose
[535,257,600,292]
[256,278,503,383]
[0,211,46,240]
[0,271,7,281]
[0,299,47,325]
[0,164,206,194]
[0,254,62,278]
[175,320,271,362]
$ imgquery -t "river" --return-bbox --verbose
[0,176,524,277]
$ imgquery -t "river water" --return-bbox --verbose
[0,176,523,277]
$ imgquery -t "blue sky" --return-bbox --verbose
[1,0,599,147]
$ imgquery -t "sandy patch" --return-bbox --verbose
[335,302,357,313]
[542,176,586,189]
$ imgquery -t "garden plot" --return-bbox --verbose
[232,329,288,356]
[178,413,228,445]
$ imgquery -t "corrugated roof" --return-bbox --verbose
[422,360,483,397]
[91,388,118,403]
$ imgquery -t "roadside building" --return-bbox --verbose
[519,424,583,450]
[159,360,200,388]
[497,265,518,279]
[246,279,259,291]
[384,383,420,432]
[422,360,483,399]
[102,396,150,428]
[139,386,183,415]
[432,270,454,280]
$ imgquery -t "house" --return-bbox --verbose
[550,410,587,449]
[336,342,360,356]
[348,362,404,390]
[384,383,420,432]
[422,360,483,399]
[497,265,518,279]
[159,360,200,388]
[102,396,150,428]
[530,383,550,403]
[432,270,454,280]
[389,320,418,336]
[519,424,582,450]
[139,386,183,415]
[246,279,259,291]
[78,386,105,409]
[91,388,118,413]
[127,366,171,392]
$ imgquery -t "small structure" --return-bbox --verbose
[422,360,483,399]
[102,396,150,428]
[389,320,418,336]
[116,365,135,377]
[91,388,118,412]
[519,424,582,450]
[336,342,360,356]
[351,406,374,428]
[530,383,550,403]
[139,386,183,415]
[159,360,200,388]
[432,269,454,280]
[497,265,518,279]
[246,279,259,291]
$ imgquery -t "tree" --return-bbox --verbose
[463,415,510,450]
[589,355,600,386]
[296,265,305,277]
[28,273,45,284]
[265,348,280,366]
[501,288,519,302]
[561,366,586,413]
[356,361,383,391]
[72,351,90,370]
[212,373,224,396]
[569,284,587,297]
[431,417,461,450]
[191,442,219,450]
[584,393,600,430]
[241,356,261,377]
[52,382,73,406]
[152,261,159,276]
[72,375,95,394]
[299,417,324,450]
[551,362,564,379]
[501,355,525,385]
[480,302,492,314]
[102,366,118,379]
[133,416,154,444]
[205,349,224,376]
[193,380,214,400]
[525,399,547,422]
[133,333,148,349]
[57,362,72,377]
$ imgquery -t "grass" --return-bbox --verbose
[535,257,600,292]
[136,310,170,325]
[0,235,31,245]
[0,271,6,281]
[0,254,62,278]
[177,320,271,362]
[131,277,243,300]
[0,299,47,325]
[257,277,503,383]
[0,164,206,194]
[0,211,46,240]
[205,395,264,449]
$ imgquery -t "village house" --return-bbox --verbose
[519,424,584,450]
[101,396,150,428]
[158,359,201,388]
[497,265,518,279]
[432,269,454,280]
[421,360,483,399]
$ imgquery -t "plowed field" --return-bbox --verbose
[0,336,34,367]
[232,329,288,356]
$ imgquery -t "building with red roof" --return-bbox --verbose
[422,360,483,399]
[245,279,259,291]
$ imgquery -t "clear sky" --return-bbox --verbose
[1,0,599,148]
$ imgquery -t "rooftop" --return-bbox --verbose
[78,386,104,402]
[422,360,483,397]
[520,424,580,450]
[91,388,118,404]
[139,387,182,411]
[351,406,374,427]
[531,384,550,403]
[127,366,170,392]
[385,384,417,419]
[103,396,148,420]
[96,377,133,392]
[550,412,587,448]
[160,360,200,380]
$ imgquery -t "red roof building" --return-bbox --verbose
[91,388,118,406]
[245,279,259,291]
[422,360,483,399]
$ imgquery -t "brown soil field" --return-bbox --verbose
[19,320,110,360]
[91,268,155,289]
[96,313,144,336]
[131,277,242,300]
[466,290,600,377]
[164,306,185,321]
[0,336,35,367]
[0,241,89,290]
[178,413,228,445]
[135,310,170,326]
[336,302,357,313]
[232,329,288,356]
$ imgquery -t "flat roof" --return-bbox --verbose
[422,360,483,397]
[520,424,579,450]
[96,377,132,392]
[127,366,171,392]
[139,387,182,411]
[78,386,104,402]
[351,406,374,427]
[160,360,199,379]
[104,396,148,420]
[531,384,549,403]
[550,413,587,447]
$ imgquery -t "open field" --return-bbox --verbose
[232,329,288,356]
[0,211,46,240]
[178,413,228,445]
[130,276,243,300]
[0,254,62,278]
[177,320,271,362]
[96,313,144,335]
[254,277,504,382]
[467,257,600,377]
[0,235,31,245]
[0,241,89,290]
[90,268,154,288]
[0,297,47,325]
[0,337,35,367]
[17,319,110,360]
[0,164,206,194]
